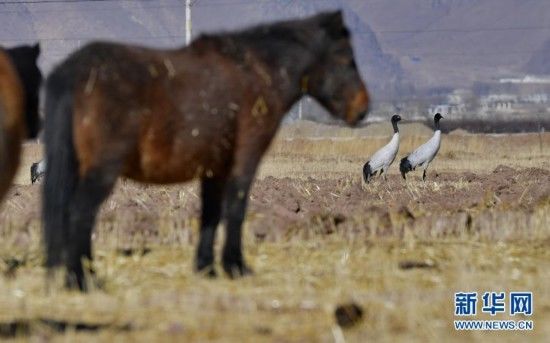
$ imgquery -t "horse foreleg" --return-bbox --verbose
[195,176,226,277]
[66,166,118,291]
[221,118,279,278]
[222,175,254,278]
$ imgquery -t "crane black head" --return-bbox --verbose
[434,113,443,130]
[391,114,401,133]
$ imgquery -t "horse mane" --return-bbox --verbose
[190,11,343,67]
[0,105,6,167]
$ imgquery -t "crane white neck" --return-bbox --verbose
[392,121,399,133]
[434,118,441,131]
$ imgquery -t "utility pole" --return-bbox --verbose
[185,0,192,45]
[298,101,303,120]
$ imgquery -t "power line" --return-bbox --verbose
[377,26,550,34]
[1,2,548,34]
[0,4,184,14]
[0,0,155,3]
[0,34,182,43]
[398,50,544,57]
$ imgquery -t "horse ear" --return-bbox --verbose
[318,11,347,39]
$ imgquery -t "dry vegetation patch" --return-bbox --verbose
[1,123,549,341]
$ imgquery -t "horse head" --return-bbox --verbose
[6,43,42,139]
[305,11,369,126]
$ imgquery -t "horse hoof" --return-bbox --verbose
[65,273,88,292]
[65,265,97,292]
[195,256,217,277]
[223,260,254,279]
[195,264,217,278]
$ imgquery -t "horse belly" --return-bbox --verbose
[123,132,231,184]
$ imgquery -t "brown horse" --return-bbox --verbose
[0,44,42,202]
[43,10,370,290]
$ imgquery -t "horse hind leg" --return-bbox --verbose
[66,164,119,290]
[195,176,226,277]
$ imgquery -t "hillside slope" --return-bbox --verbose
[0,0,548,104]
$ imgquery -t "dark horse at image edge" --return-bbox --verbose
[43,10,370,290]
[0,44,42,203]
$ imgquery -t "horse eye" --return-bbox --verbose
[335,56,354,67]
[336,56,354,66]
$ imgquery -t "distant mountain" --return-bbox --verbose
[199,0,550,99]
[351,0,550,89]
[525,38,550,75]
[0,0,185,71]
[1,0,548,109]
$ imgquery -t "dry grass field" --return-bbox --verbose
[0,121,549,342]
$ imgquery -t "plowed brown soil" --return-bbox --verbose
[0,124,549,342]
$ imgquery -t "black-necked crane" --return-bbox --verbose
[363,114,401,183]
[400,113,443,181]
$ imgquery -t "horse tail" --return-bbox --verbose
[0,106,8,195]
[362,161,372,183]
[43,71,78,268]
[0,106,6,167]
[399,156,412,180]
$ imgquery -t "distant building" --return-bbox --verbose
[480,94,517,113]
[429,89,469,116]
[520,93,548,104]
[471,75,550,117]
[429,104,466,116]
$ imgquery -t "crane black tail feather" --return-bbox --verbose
[363,162,372,183]
[400,157,412,180]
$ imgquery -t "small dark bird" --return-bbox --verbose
[30,159,45,184]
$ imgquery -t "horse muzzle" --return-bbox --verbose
[345,89,369,126]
